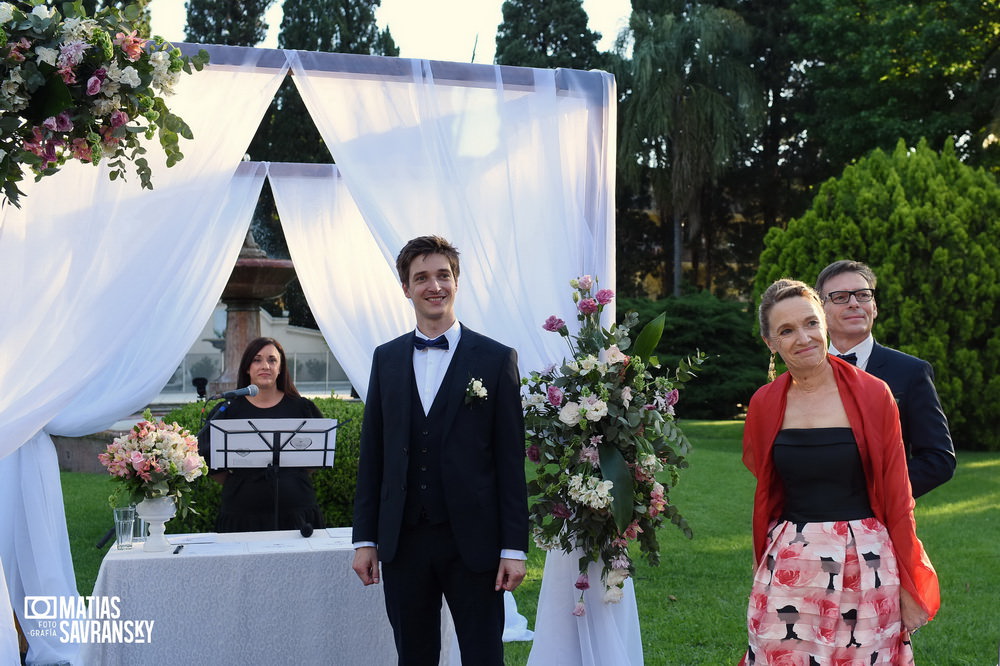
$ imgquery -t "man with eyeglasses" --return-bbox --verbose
[816,260,955,498]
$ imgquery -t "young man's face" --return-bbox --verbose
[402,253,458,327]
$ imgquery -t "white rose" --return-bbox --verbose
[558,401,582,426]
[606,569,629,587]
[31,4,55,19]
[605,344,627,365]
[584,399,608,421]
[35,46,59,67]
[119,66,141,88]
[0,3,14,23]
[603,585,624,603]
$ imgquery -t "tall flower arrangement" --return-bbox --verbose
[0,0,209,207]
[99,409,208,516]
[523,276,705,614]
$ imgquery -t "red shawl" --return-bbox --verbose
[742,355,940,619]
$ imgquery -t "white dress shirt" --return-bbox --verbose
[829,334,875,371]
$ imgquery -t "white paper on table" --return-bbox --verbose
[169,533,219,544]
[178,542,247,557]
[246,540,310,554]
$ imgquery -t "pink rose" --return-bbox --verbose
[546,385,563,407]
[525,445,540,463]
[665,388,679,407]
[577,275,593,290]
[71,138,92,162]
[110,110,129,128]
[571,601,586,616]
[87,75,102,95]
[594,288,614,305]
[574,574,590,590]
[577,298,598,315]
[542,315,566,332]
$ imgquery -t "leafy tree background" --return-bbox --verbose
[184,0,275,46]
[494,0,605,70]
[754,139,1000,450]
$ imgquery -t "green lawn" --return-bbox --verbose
[63,420,1000,664]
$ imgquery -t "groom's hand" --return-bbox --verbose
[352,546,380,585]
[495,558,526,592]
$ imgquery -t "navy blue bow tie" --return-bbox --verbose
[837,352,858,366]
[414,335,449,351]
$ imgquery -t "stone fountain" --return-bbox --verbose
[208,230,296,395]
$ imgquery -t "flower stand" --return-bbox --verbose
[135,497,176,552]
[527,549,644,666]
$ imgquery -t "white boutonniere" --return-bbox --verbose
[465,377,488,405]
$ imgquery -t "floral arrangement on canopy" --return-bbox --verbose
[0,0,209,207]
[99,409,208,517]
[522,276,705,614]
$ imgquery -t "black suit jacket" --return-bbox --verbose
[865,342,955,497]
[352,325,529,572]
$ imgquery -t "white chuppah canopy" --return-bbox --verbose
[0,43,617,664]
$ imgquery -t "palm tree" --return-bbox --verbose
[617,1,762,296]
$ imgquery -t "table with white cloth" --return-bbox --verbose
[79,528,397,666]
[79,527,532,665]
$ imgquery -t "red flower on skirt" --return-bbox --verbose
[773,568,801,587]
[763,648,800,666]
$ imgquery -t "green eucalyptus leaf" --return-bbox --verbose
[597,443,634,533]
[631,312,665,362]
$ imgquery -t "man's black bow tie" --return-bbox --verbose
[414,335,449,351]
[836,352,858,366]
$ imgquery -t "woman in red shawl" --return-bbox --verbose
[741,279,939,665]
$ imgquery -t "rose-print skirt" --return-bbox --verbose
[742,518,914,665]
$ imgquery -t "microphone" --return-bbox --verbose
[208,384,259,401]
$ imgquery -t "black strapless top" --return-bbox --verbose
[773,427,874,522]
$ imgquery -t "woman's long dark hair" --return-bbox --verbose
[236,337,301,398]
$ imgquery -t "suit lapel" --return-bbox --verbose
[383,334,415,439]
[438,326,478,442]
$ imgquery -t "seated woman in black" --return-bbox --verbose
[203,336,325,533]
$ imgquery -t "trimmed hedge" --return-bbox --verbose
[163,397,365,533]
[618,293,764,419]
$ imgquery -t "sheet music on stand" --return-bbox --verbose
[208,418,338,470]
[209,418,339,531]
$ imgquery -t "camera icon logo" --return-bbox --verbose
[24,596,57,620]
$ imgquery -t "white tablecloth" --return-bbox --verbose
[527,549,643,666]
[77,528,531,665]
[80,528,396,666]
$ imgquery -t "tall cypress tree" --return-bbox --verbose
[494,0,603,70]
[184,0,276,46]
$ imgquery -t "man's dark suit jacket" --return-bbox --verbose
[352,325,529,572]
[866,342,955,497]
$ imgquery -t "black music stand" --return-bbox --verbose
[209,418,339,530]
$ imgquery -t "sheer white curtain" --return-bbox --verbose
[0,47,285,664]
[269,162,410,396]
[284,52,615,394]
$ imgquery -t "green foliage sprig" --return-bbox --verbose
[0,0,209,206]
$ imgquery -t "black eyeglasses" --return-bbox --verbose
[824,289,876,304]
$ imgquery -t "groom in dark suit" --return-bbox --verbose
[351,235,528,665]
[816,260,956,497]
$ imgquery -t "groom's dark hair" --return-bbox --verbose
[396,235,461,285]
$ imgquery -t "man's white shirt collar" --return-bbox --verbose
[829,334,874,371]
